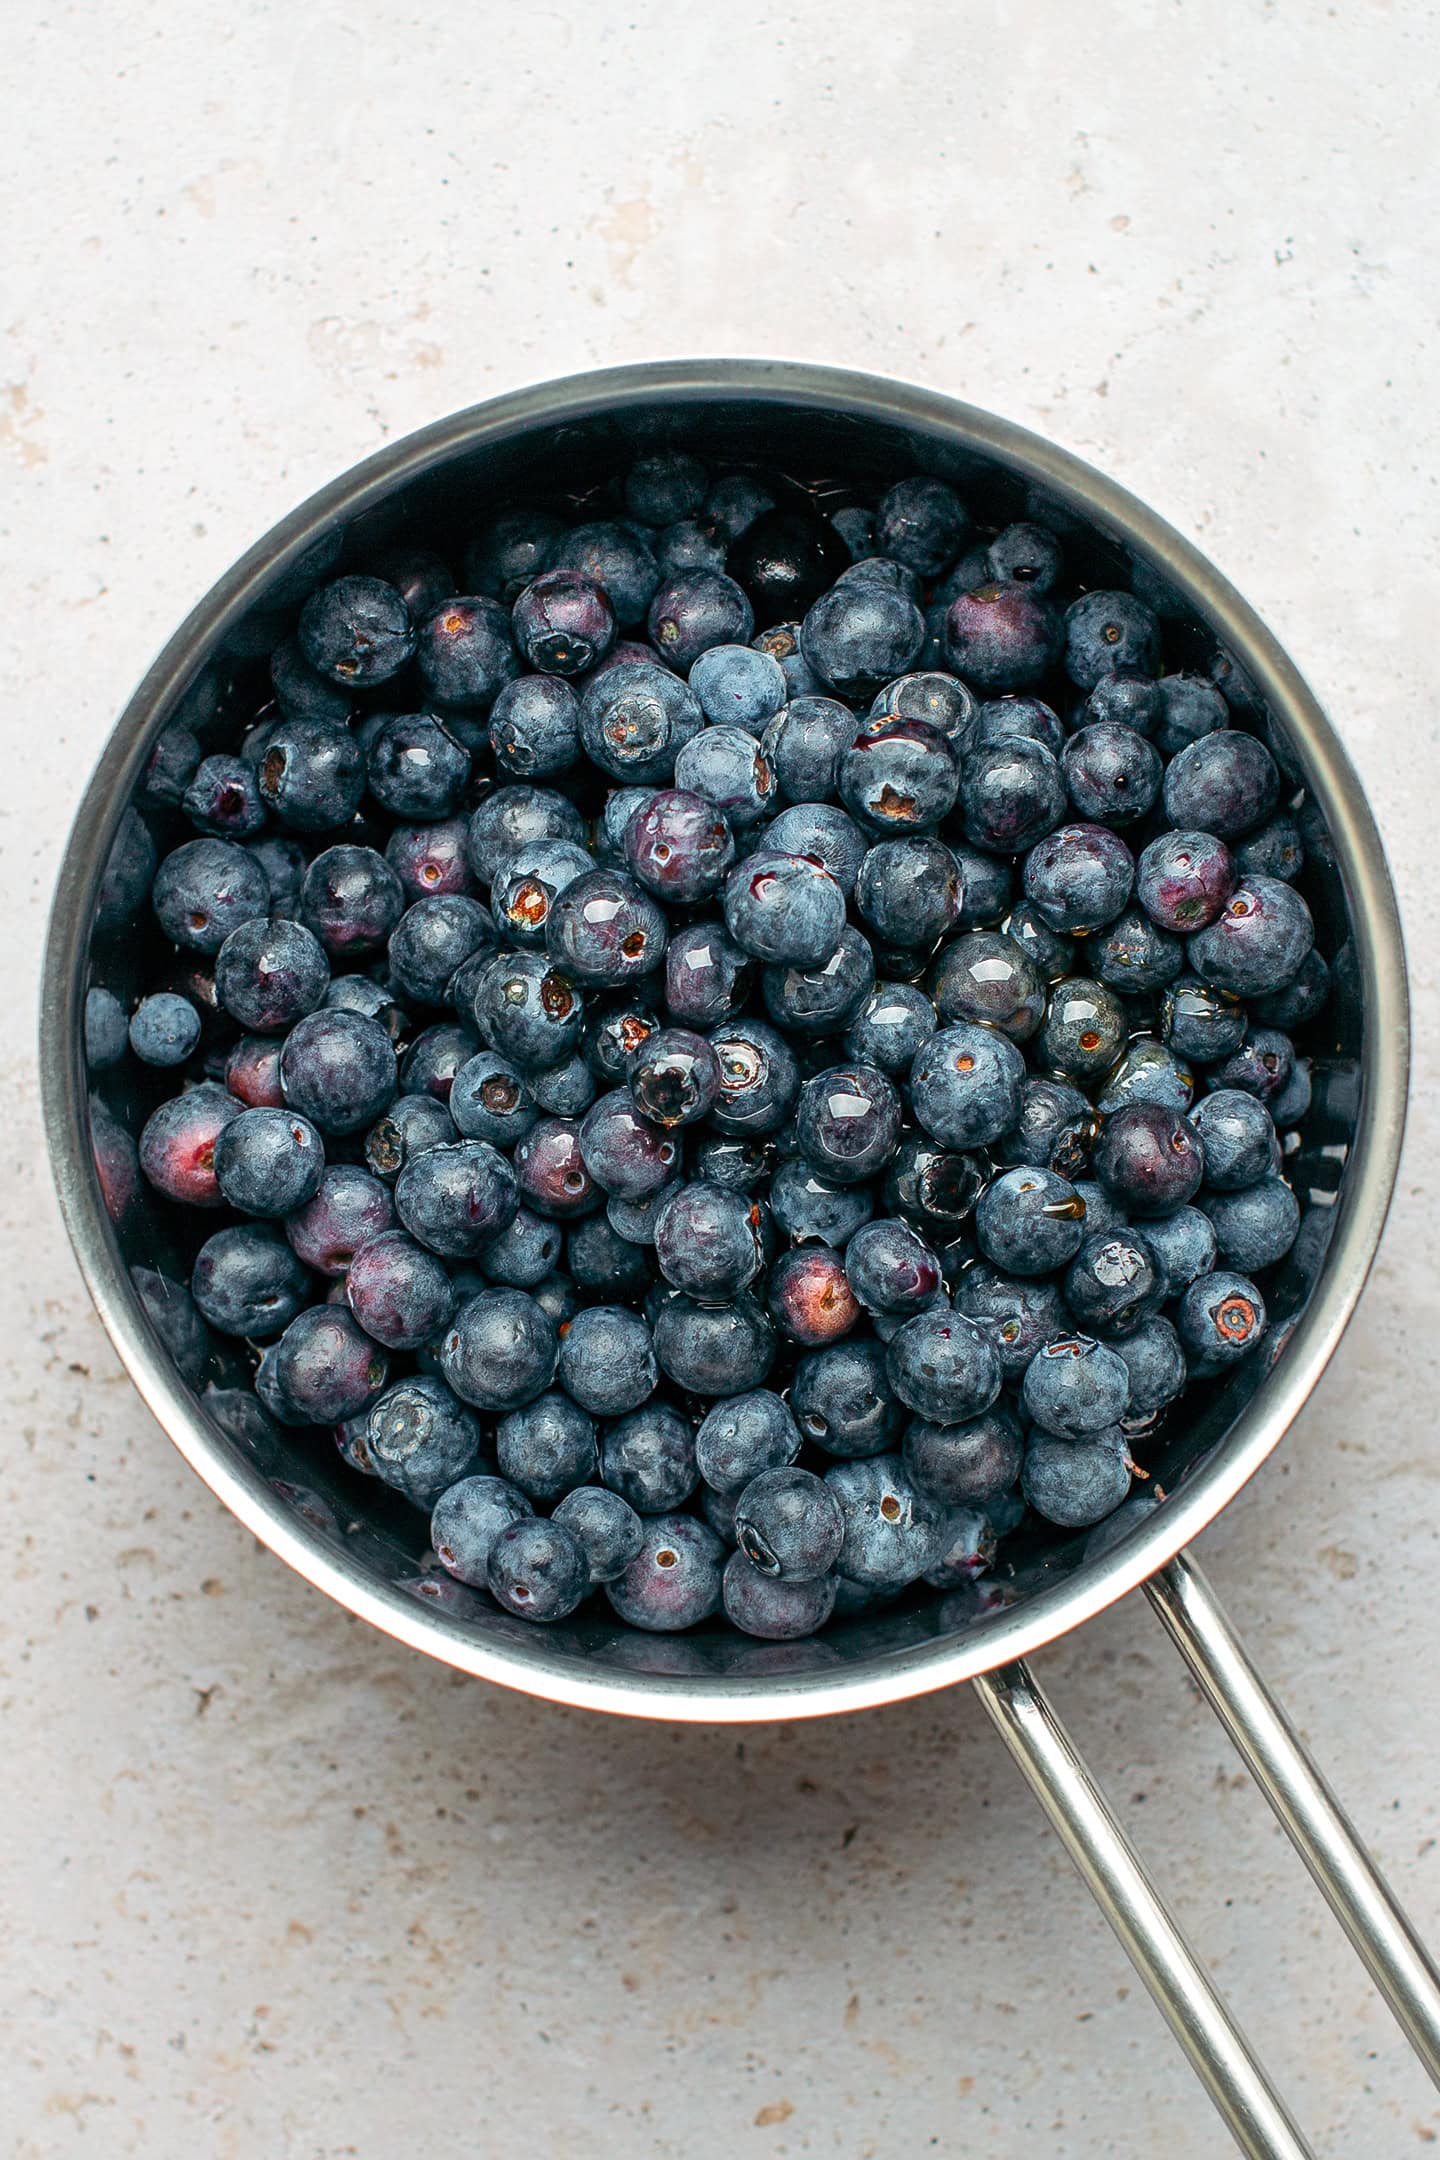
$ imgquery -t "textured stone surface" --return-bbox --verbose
[4,3,1439,2153]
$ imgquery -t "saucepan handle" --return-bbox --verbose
[972,1549,1440,2159]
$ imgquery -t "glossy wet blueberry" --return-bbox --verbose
[214,916,330,1035]
[1190,1089,1281,1190]
[842,983,937,1077]
[511,568,616,677]
[1096,1039,1195,1117]
[1159,976,1248,1064]
[553,1486,646,1585]
[942,584,1062,691]
[696,1019,796,1138]
[959,738,1066,854]
[431,1473,534,1587]
[363,1091,456,1182]
[767,1246,860,1346]
[837,719,959,841]
[1176,1268,1268,1370]
[1036,976,1128,1083]
[1023,824,1135,935]
[494,1390,597,1502]
[274,1305,389,1426]
[869,476,967,575]
[970,695,1065,759]
[761,926,876,1037]
[578,1089,679,1200]
[1064,1228,1161,1338]
[387,894,494,1006]
[623,787,735,904]
[1063,589,1161,690]
[128,992,202,1068]
[285,1162,395,1274]
[1062,720,1162,827]
[440,1287,557,1410]
[1210,1027,1295,1106]
[384,816,473,902]
[1108,1314,1187,1422]
[1139,1205,1219,1300]
[1093,1101,1205,1218]
[1022,1334,1130,1436]
[722,850,845,969]
[910,1023,1025,1151]
[1022,1429,1131,1528]
[1186,875,1315,997]
[992,1076,1087,1171]
[974,1166,1087,1275]
[598,1400,696,1512]
[626,1026,721,1129]
[655,516,728,578]
[490,839,594,951]
[468,951,584,1071]
[729,1464,843,1583]
[762,1159,867,1250]
[582,998,664,1085]
[799,573,925,699]
[545,867,667,988]
[414,594,519,710]
[653,1180,764,1299]
[256,716,365,833]
[823,1454,946,1590]
[1093,908,1185,999]
[868,669,976,745]
[673,724,776,829]
[152,837,270,954]
[762,694,855,803]
[398,1022,476,1102]
[182,753,267,839]
[986,520,1062,593]
[844,1217,943,1320]
[297,846,402,961]
[512,1116,601,1219]
[763,805,866,900]
[527,1053,596,1119]
[486,673,580,780]
[298,575,414,687]
[1235,813,1305,885]
[213,1105,325,1217]
[393,1137,519,1256]
[851,838,961,953]
[656,920,747,1030]
[191,1223,311,1337]
[794,1064,902,1184]
[465,784,586,885]
[606,1512,724,1631]
[361,712,467,822]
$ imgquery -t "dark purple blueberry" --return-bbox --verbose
[646,569,754,672]
[566,1213,651,1297]
[844,1218,943,1318]
[274,1305,389,1423]
[1093,1101,1205,1218]
[1022,1334,1130,1436]
[722,1553,836,1640]
[1186,876,1315,997]
[128,992,202,1068]
[605,1512,724,1631]
[664,920,751,1027]
[96,807,158,935]
[279,1009,396,1134]
[844,982,938,1076]
[790,1339,900,1461]
[903,1403,1023,1509]
[723,850,844,968]
[544,868,667,988]
[870,476,968,575]
[364,1091,457,1182]
[653,1181,765,1299]
[837,718,959,837]
[1156,672,1229,755]
[490,839,595,951]
[1023,1429,1131,1528]
[415,595,519,710]
[256,717,364,832]
[1063,589,1161,690]
[512,569,616,678]
[1062,722,1162,825]
[942,583,1062,691]
[932,929,1046,1043]
[986,521,1062,594]
[512,1116,601,1219]
[477,1204,564,1288]
[468,952,585,1072]
[553,1305,656,1418]
[656,516,728,578]
[285,1163,395,1274]
[1162,729,1279,838]
[800,575,925,698]
[1076,668,1163,737]
[728,505,856,619]
[1176,1268,1267,1370]
[953,1263,1068,1379]
[823,1454,946,1589]
[674,724,777,828]
[214,917,329,1034]
[659,1299,780,1408]
[385,816,473,900]
[431,1472,534,1586]
[1235,813,1305,885]
[191,1222,310,1337]
[970,695,1066,758]
[958,738,1066,854]
[852,838,962,953]
[465,785,585,886]
[365,712,470,819]
[182,754,267,838]
[487,1518,589,1622]
[152,838,269,954]
[761,693,855,803]
[245,834,308,919]
[1211,1027,1295,1104]
[393,1137,519,1256]
[624,788,735,903]
[213,1105,324,1217]
[487,674,580,779]
[553,1485,645,1584]
[1093,907,1185,996]
[994,1076,1089,1169]
[949,844,1014,930]
[1064,1228,1161,1338]
[545,519,659,628]
[139,1083,243,1207]
[298,845,404,959]
[1023,822,1135,934]
[345,1229,457,1349]
[627,1026,721,1128]
[910,1023,1025,1150]
[440,1288,558,1410]
[689,643,788,732]
[298,575,414,687]
[1252,947,1329,1030]
[1037,976,1129,1083]
[578,1089,680,1200]
[396,1022,474,1104]
[794,1064,902,1184]
[975,1165,1088,1275]
[706,1018,801,1136]
[767,1245,860,1347]
[704,473,775,541]
[448,1049,536,1147]
[1159,976,1248,1063]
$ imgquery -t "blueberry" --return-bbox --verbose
[215,917,330,1034]
[970,695,1066,758]
[687,642,787,733]
[285,1163,395,1274]
[1235,814,1305,885]
[761,926,876,1037]
[538,520,657,628]
[298,575,414,687]
[594,1399,694,1513]
[1210,1027,1295,1105]
[489,1391,596,1503]
[645,569,753,672]
[1190,1089,1281,1190]
[388,894,495,1005]
[385,816,474,901]
[654,1180,765,1298]
[279,1009,396,1135]
[256,716,365,831]
[923,1507,1003,1589]
[624,451,707,525]
[764,1159,869,1248]
[881,1133,986,1239]
[986,520,1062,593]
[623,1027,718,1129]
[1199,1177,1300,1272]
[182,753,267,838]
[886,1305,1001,1424]
[1036,977,1129,1083]
[364,1091,457,1182]
[673,724,777,828]
[869,476,967,575]
[1141,1205,1219,1298]
[1022,1430,1131,1528]
[823,1454,946,1589]
[762,694,856,803]
[431,1473,533,1586]
[656,517,729,577]
[1155,672,1230,756]
[1062,721,1162,826]
[245,834,309,920]
[844,1218,943,1319]
[1096,1039,1195,1116]
[1269,1058,1313,1129]
[85,986,130,1071]
[975,1166,1088,1275]
[298,846,404,960]
[544,868,667,988]
[191,1223,311,1336]
[490,840,595,950]
[96,806,159,934]
[1186,876,1315,997]
[511,569,615,677]
[128,991,202,1067]
[1063,589,1161,689]
[270,636,354,727]
[1176,1268,1268,1369]
[469,951,586,1072]
[414,595,519,710]
[465,784,585,885]
[367,545,455,621]
[902,1400,1023,1509]
[829,506,875,561]
[767,1246,861,1346]
[553,1303,656,1418]
[361,712,468,821]
[1163,729,1279,838]
[800,577,925,698]
[1076,669,1163,737]
[212,1105,324,1217]
[653,1292,775,1395]
[838,719,959,837]
[582,997,664,1084]
[484,1517,590,1621]
[527,1052,595,1121]
[993,1076,1089,1169]
[843,983,938,1075]
[440,1288,557,1410]
[998,899,1073,982]
[690,1134,774,1195]
[722,1554,836,1640]
[764,804,868,898]
[1064,1228,1161,1338]
[945,845,1013,932]
[274,1305,389,1423]
[606,1512,724,1631]
[790,1339,899,1459]
[1093,1101,1204,1219]
[488,674,581,779]
[1110,1315,1188,1420]
[1022,1335,1130,1436]
[398,1021,476,1102]
[1160,976,1249,1063]
[910,1023,1025,1150]
[854,838,963,952]
[695,1022,795,1142]
[139,1083,243,1207]
[578,1088,679,1200]
[1023,824,1135,935]
[339,1228,455,1350]
[1093,907,1185,996]
[152,837,269,954]
[942,584,1062,691]
[932,930,1046,1043]
[607,1182,680,1247]
[654,919,746,1029]
[477,1204,564,1288]
[786,1065,896,1187]
[752,621,822,699]
[553,1486,646,1584]
[394,1138,519,1256]
[624,787,735,904]
[512,1116,602,1218]
[959,738,1066,853]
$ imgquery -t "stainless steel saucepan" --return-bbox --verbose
[41,361,1437,2157]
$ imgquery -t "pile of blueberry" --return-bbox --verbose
[87,446,1326,1642]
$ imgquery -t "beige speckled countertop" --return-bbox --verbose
[4,5,1439,2153]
